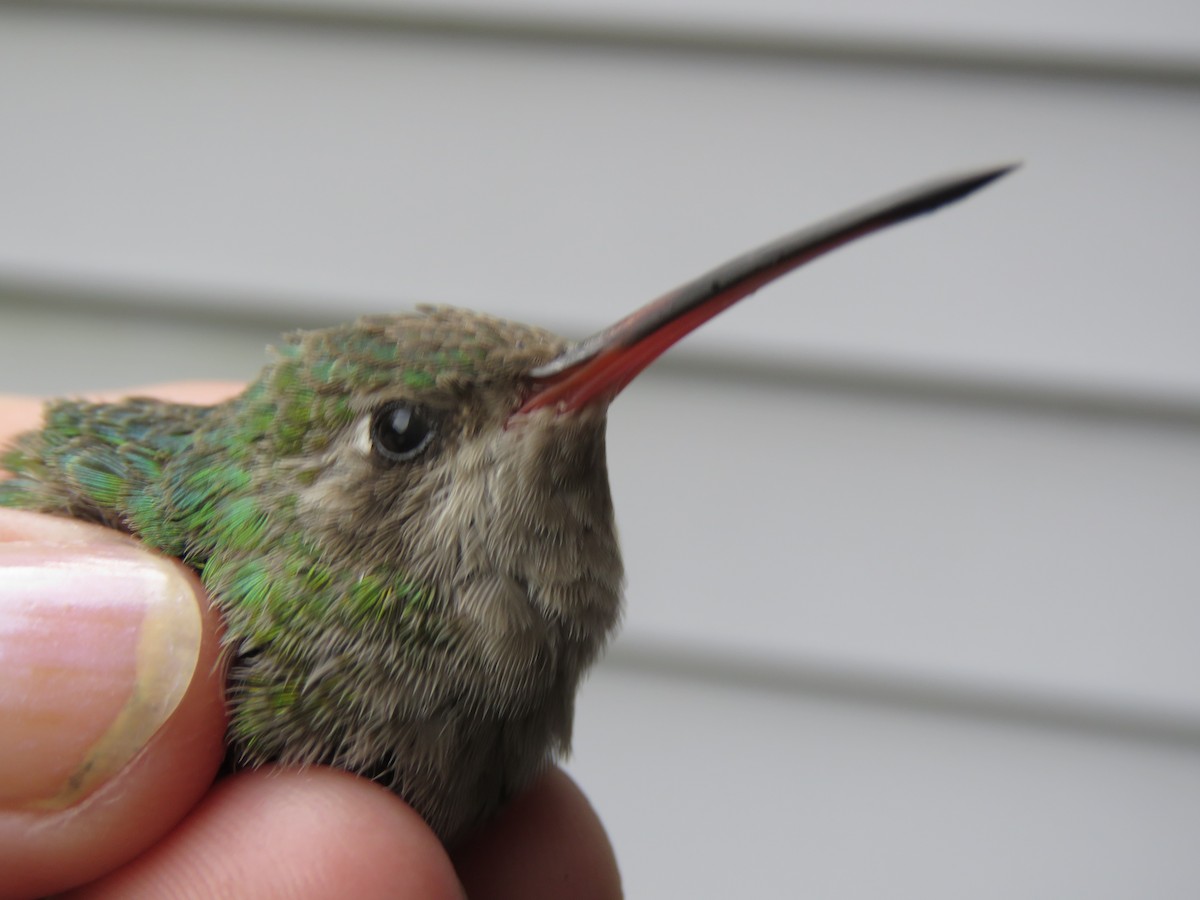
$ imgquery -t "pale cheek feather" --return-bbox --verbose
[351,414,374,457]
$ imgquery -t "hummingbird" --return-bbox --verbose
[0,164,1011,842]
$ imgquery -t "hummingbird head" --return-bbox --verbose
[231,305,621,679]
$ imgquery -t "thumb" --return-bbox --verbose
[0,510,227,900]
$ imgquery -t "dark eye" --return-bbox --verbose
[371,402,434,462]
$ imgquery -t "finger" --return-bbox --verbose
[67,768,466,900]
[83,381,246,406]
[453,768,622,900]
[0,511,227,900]
[0,395,44,438]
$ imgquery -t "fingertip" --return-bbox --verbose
[453,768,622,900]
[0,521,227,899]
[71,768,465,900]
[0,395,45,437]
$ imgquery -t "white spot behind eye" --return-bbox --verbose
[353,415,374,456]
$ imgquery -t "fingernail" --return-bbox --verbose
[0,535,202,810]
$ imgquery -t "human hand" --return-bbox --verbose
[0,384,621,900]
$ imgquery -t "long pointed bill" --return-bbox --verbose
[516,163,1015,417]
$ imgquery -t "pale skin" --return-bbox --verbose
[0,384,621,900]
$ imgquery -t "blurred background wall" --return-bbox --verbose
[2,2,1199,895]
